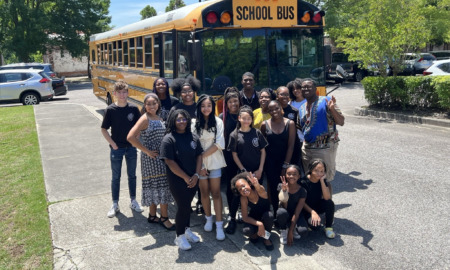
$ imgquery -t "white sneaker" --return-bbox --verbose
[107,203,120,218]
[280,229,288,245]
[130,200,144,212]
[204,216,213,232]
[293,228,301,239]
[185,227,200,243]
[216,221,225,241]
[174,234,191,250]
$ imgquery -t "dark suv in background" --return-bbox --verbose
[0,63,68,97]
[326,53,375,83]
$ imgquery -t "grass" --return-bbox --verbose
[0,106,53,269]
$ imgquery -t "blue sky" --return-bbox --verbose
[109,0,202,29]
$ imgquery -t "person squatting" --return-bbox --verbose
[102,74,344,251]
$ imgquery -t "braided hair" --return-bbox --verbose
[195,94,217,138]
[165,109,192,135]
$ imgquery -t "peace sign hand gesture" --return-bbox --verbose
[247,172,259,187]
[280,176,289,193]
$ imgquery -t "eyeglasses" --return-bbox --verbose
[278,93,290,97]
[181,90,193,94]
[301,86,314,90]
[259,95,271,99]
[176,118,187,123]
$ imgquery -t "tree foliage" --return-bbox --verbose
[165,0,186,12]
[140,5,157,20]
[420,0,450,45]
[0,0,111,62]
[325,0,431,76]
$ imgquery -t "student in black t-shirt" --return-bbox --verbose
[231,172,274,251]
[228,105,268,182]
[168,77,200,119]
[239,72,260,110]
[152,77,179,122]
[160,109,203,251]
[101,80,144,218]
[300,158,336,239]
[218,87,241,234]
[276,165,308,246]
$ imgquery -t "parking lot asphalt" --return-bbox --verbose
[34,103,329,270]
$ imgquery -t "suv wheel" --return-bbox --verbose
[21,92,40,105]
[354,70,364,82]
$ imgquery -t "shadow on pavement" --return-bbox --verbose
[333,171,373,195]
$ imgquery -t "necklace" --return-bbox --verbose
[243,91,255,105]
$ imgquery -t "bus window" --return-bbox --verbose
[97,45,101,64]
[144,35,152,69]
[91,49,96,64]
[123,40,129,67]
[154,35,160,70]
[103,43,107,65]
[267,29,324,86]
[108,43,112,65]
[163,32,173,78]
[137,37,143,68]
[199,29,268,93]
[113,41,117,65]
[130,38,136,68]
[118,41,123,66]
[177,32,190,77]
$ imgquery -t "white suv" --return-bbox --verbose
[0,69,54,105]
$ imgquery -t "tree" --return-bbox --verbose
[420,0,450,47]
[165,0,186,12]
[326,0,431,76]
[140,5,157,20]
[0,0,111,62]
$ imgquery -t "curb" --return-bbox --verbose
[354,107,450,128]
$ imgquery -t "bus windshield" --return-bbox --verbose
[197,28,324,94]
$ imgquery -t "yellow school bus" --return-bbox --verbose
[89,0,327,110]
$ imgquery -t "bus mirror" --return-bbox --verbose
[188,39,201,70]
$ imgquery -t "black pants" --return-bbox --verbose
[242,211,274,236]
[276,207,309,235]
[224,150,239,219]
[302,199,335,228]
[167,175,198,236]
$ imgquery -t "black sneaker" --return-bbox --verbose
[225,219,237,234]
[195,203,204,215]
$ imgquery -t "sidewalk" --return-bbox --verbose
[34,103,328,270]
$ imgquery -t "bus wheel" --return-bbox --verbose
[106,94,112,105]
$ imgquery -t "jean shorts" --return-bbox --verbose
[199,168,222,180]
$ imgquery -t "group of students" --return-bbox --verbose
[100,71,344,251]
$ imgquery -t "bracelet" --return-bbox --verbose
[282,163,289,169]
[240,168,247,173]
[194,173,200,178]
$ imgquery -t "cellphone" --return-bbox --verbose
[263,230,271,240]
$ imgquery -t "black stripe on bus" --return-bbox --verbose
[127,97,144,107]
[96,65,160,76]
[98,76,154,95]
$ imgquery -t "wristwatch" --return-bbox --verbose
[239,168,247,173]
[282,162,289,169]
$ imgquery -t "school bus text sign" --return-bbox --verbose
[233,0,297,28]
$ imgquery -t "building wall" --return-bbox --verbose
[43,49,88,77]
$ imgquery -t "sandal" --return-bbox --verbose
[147,214,159,224]
[159,216,176,231]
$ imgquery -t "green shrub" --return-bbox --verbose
[361,76,449,111]
[431,76,450,109]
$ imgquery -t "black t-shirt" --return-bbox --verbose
[160,131,203,178]
[168,102,197,120]
[300,177,328,209]
[219,112,238,148]
[283,104,301,130]
[101,103,140,148]
[227,128,268,172]
[239,90,260,111]
[286,186,307,215]
[160,96,179,121]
